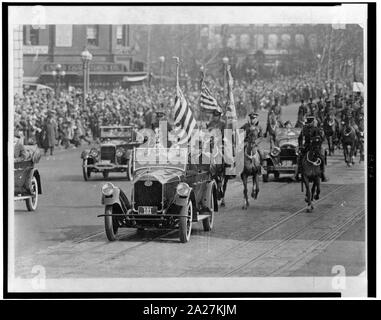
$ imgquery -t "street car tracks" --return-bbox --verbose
[223,207,364,277]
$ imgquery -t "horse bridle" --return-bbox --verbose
[306,151,321,166]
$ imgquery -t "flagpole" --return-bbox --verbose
[173,56,180,93]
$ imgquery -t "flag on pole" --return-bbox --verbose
[173,87,197,145]
[199,81,222,114]
[173,57,197,145]
[225,65,237,122]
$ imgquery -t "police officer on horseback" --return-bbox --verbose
[298,116,328,182]
[240,112,265,175]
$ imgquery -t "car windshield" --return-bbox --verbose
[100,126,132,139]
[134,147,188,172]
[277,128,300,146]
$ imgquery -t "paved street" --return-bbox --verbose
[12,104,365,280]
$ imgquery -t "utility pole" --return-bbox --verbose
[146,25,152,84]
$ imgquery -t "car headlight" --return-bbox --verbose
[90,148,99,157]
[102,182,115,196]
[176,182,190,197]
[271,147,281,157]
[116,147,125,157]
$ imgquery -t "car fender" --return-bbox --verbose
[80,150,90,159]
[26,168,42,194]
[173,189,196,214]
[102,186,131,213]
[202,180,218,212]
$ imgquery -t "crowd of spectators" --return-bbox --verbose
[13,72,354,154]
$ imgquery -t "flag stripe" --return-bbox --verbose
[173,86,197,144]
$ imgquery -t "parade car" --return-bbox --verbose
[98,147,218,243]
[14,145,42,211]
[262,128,301,182]
[81,126,141,181]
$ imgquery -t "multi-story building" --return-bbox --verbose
[22,24,146,89]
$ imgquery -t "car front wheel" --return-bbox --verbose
[104,205,118,241]
[25,176,38,211]
[179,199,193,243]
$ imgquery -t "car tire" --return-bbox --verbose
[274,172,280,180]
[202,189,214,231]
[179,199,193,243]
[103,171,109,179]
[262,173,269,182]
[127,156,134,181]
[104,205,118,241]
[25,176,38,212]
[83,159,91,181]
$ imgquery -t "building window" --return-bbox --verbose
[116,25,125,46]
[86,25,99,46]
[268,34,278,50]
[281,34,291,49]
[295,34,305,48]
[253,34,264,50]
[23,25,40,45]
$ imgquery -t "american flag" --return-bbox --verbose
[173,86,197,145]
[199,81,222,114]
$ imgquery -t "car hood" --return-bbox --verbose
[100,140,127,147]
[134,168,184,184]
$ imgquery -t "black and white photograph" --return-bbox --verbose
[3,3,375,299]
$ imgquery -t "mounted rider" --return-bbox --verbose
[296,99,308,128]
[297,116,328,182]
[240,112,265,175]
[307,98,319,119]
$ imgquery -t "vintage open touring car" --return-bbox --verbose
[98,147,218,243]
[14,145,42,211]
[81,126,141,181]
[262,127,301,182]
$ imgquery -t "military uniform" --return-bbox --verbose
[240,112,265,175]
[298,117,328,182]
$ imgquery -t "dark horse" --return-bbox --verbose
[301,137,322,212]
[341,118,357,167]
[209,141,230,207]
[240,133,261,210]
[323,112,338,156]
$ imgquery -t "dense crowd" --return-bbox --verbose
[13,72,356,154]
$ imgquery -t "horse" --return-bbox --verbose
[300,137,322,212]
[240,133,261,210]
[267,111,281,149]
[323,113,338,156]
[341,118,357,167]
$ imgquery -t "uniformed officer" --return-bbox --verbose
[296,99,308,128]
[298,116,328,182]
[240,112,265,175]
[271,97,282,123]
[307,98,318,118]
[240,112,263,141]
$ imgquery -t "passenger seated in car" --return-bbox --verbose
[14,129,26,162]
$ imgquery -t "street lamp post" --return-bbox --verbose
[222,56,229,97]
[159,56,165,87]
[52,64,65,98]
[81,47,93,110]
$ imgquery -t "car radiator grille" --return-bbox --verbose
[134,181,162,210]
[280,147,296,158]
[101,146,115,162]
